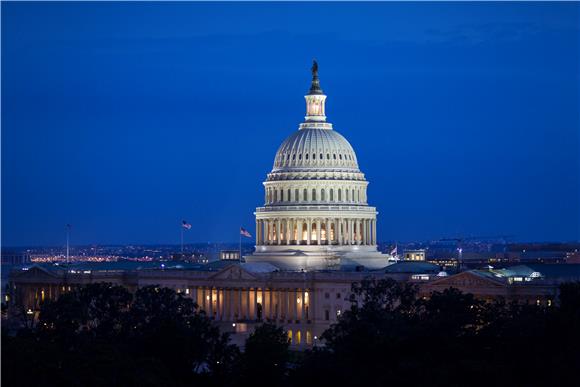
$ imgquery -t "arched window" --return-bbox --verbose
[306,154,309,160]
[295,189,299,202]
[274,190,278,202]
[292,154,296,160]
[288,189,291,202]
[299,154,302,160]
[327,153,330,159]
[312,189,317,201]
[333,154,337,159]
[304,188,308,201]
[356,189,360,202]
[313,153,316,160]
[346,189,349,201]
[330,189,334,201]
[280,189,284,202]
[321,189,326,201]
[352,189,355,202]
[338,189,342,201]
[339,154,342,160]
[320,153,323,159]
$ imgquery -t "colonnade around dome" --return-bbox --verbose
[255,217,377,246]
[265,185,367,205]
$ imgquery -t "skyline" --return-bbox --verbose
[2,2,579,246]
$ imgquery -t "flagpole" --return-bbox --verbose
[239,226,242,263]
[181,226,184,254]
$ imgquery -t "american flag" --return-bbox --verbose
[240,227,252,238]
[390,246,398,256]
[182,220,192,230]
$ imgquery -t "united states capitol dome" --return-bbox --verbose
[272,128,359,172]
[246,61,389,271]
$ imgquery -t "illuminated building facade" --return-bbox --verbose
[246,62,390,270]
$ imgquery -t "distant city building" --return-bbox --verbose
[1,251,30,265]
[403,249,426,261]
[220,250,240,261]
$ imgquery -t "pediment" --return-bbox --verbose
[12,265,61,280]
[209,265,257,281]
[430,271,505,288]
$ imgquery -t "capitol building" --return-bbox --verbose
[7,63,562,349]
[247,61,390,270]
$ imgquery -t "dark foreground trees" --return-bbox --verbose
[292,279,580,387]
[3,284,238,387]
[3,281,580,387]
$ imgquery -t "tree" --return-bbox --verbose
[238,323,289,386]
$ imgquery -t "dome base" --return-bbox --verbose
[245,246,392,271]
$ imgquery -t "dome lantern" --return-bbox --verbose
[304,60,327,124]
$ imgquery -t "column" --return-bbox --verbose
[307,219,312,245]
[301,289,306,321]
[372,219,377,245]
[229,288,234,320]
[316,219,321,245]
[246,289,251,319]
[238,288,243,318]
[216,288,221,320]
[253,288,258,320]
[325,218,330,245]
[201,287,207,312]
[209,287,214,318]
[357,220,362,245]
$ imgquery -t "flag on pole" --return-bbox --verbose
[390,246,398,256]
[240,227,252,238]
[182,220,192,230]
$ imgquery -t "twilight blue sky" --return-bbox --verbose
[2,2,579,246]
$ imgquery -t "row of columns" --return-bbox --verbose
[256,218,376,246]
[192,287,312,322]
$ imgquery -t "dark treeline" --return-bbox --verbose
[3,280,580,387]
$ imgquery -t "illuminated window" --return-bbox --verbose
[547,299,552,307]
[306,331,312,345]
[536,299,541,306]
[296,330,302,345]
[185,289,190,295]
[287,330,293,344]
[337,309,342,316]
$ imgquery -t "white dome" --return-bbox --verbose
[272,128,359,172]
